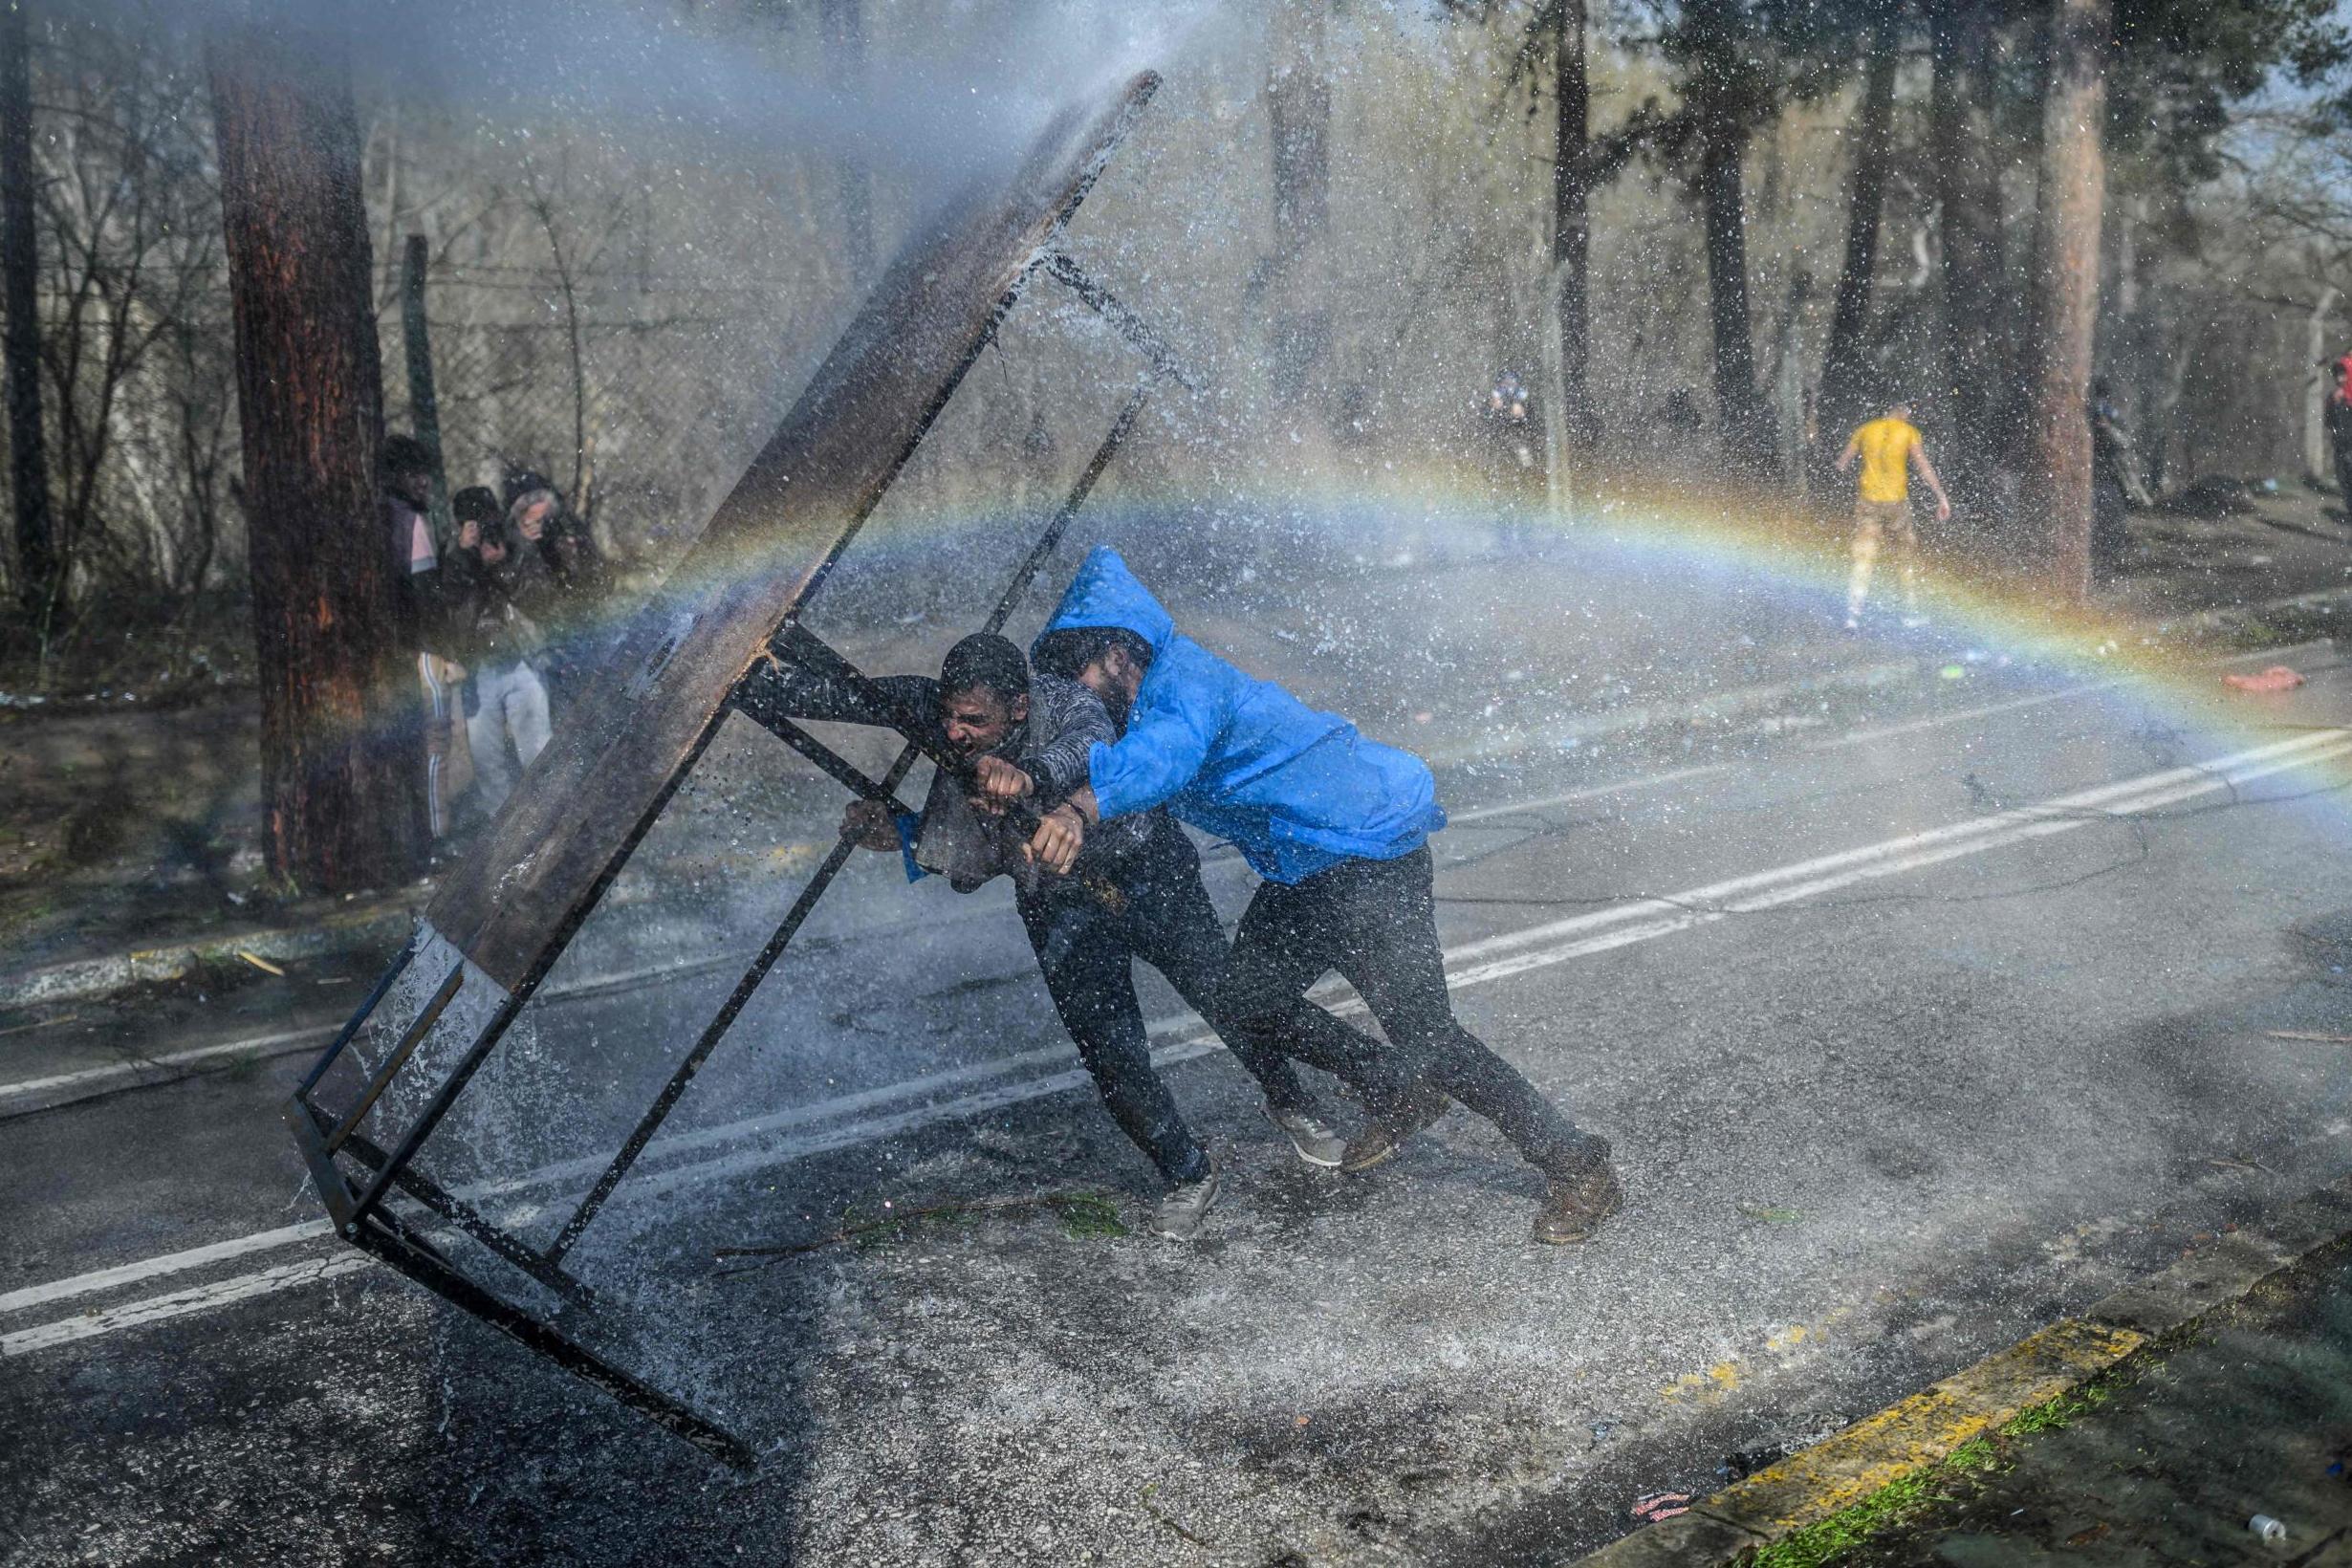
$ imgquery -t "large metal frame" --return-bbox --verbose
[284,72,1192,1468]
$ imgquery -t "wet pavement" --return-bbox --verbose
[9,541,2352,1565]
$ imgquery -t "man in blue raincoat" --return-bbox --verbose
[1006,548,1622,1245]
[738,632,1409,1240]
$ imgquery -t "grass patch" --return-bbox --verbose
[1741,1380,2127,1568]
[2001,1382,2110,1436]
[1747,1437,2002,1568]
[1054,1192,1129,1240]
[218,1048,263,1082]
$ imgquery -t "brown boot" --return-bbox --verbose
[1533,1158,1623,1245]
[1339,1089,1449,1173]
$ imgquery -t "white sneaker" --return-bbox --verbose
[1153,1168,1221,1240]
[1901,612,1930,629]
[1264,1103,1346,1168]
[1842,614,1862,632]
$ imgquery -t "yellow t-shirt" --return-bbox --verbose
[1852,418,1921,503]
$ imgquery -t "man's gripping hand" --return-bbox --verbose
[1025,803,1086,874]
[970,754,1034,817]
[839,798,900,852]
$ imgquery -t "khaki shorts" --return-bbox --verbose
[1851,497,1916,555]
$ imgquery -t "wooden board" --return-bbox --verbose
[425,73,1159,994]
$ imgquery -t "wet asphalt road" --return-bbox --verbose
[8,602,2352,1565]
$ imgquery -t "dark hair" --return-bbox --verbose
[451,486,504,526]
[381,433,435,478]
[1032,626,1152,683]
[939,633,1029,706]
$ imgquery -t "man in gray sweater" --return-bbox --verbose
[737,633,1413,1238]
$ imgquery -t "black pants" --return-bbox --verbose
[1221,845,1603,1179]
[1017,817,1413,1185]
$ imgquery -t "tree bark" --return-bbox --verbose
[1699,111,1770,472]
[399,233,450,535]
[818,0,873,272]
[2306,286,2338,486]
[1266,0,1331,412]
[2019,0,2109,600]
[1269,0,1329,269]
[1817,22,1899,462]
[1928,0,2004,490]
[1,0,52,629]
[209,16,421,892]
[1552,0,1597,452]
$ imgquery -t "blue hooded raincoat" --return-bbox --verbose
[1035,547,1445,884]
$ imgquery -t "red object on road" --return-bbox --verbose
[2222,666,2305,694]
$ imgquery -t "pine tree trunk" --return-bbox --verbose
[2306,287,2338,486]
[1928,0,2004,490]
[1,1,51,630]
[1266,0,1331,414]
[209,19,422,892]
[1552,0,1596,452]
[2020,0,2109,600]
[1818,24,1899,464]
[1699,111,1769,473]
[819,0,873,272]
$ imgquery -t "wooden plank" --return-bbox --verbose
[425,73,1159,994]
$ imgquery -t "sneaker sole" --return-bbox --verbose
[1152,1176,1221,1240]
[1532,1190,1624,1246]
[1264,1108,1345,1169]
[1339,1141,1400,1175]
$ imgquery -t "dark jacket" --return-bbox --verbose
[734,663,1152,880]
[504,470,610,632]
[385,489,460,654]
[441,540,551,668]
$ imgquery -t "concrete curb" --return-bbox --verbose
[0,903,419,1011]
[7,581,2349,1016]
[1570,1173,2352,1566]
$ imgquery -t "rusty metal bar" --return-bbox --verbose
[1043,252,1197,390]
[983,381,1149,634]
[727,701,918,811]
[343,1207,754,1470]
[344,985,528,1231]
[334,1127,598,1310]
[324,963,465,1155]
[296,934,416,1099]
[541,796,885,1267]
[541,384,1143,1264]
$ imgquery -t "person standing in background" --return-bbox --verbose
[381,435,470,838]
[1835,396,1953,631]
[448,485,553,819]
[502,468,611,721]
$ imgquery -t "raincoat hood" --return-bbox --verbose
[1034,547,1443,884]
[1034,545,1175,658]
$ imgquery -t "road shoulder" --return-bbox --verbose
[1566,1175,2352,1567]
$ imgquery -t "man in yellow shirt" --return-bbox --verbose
[1835,397,1952,630]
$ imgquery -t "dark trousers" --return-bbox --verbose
[1221,845,1603,1178]
[1017,817,1413,1185]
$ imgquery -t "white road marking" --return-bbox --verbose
[8,727,2344,1357]
[0,950,753,1110]
[0,1253,371,1357]
[0,1219,333,1316]
[1443,761,1734,826]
